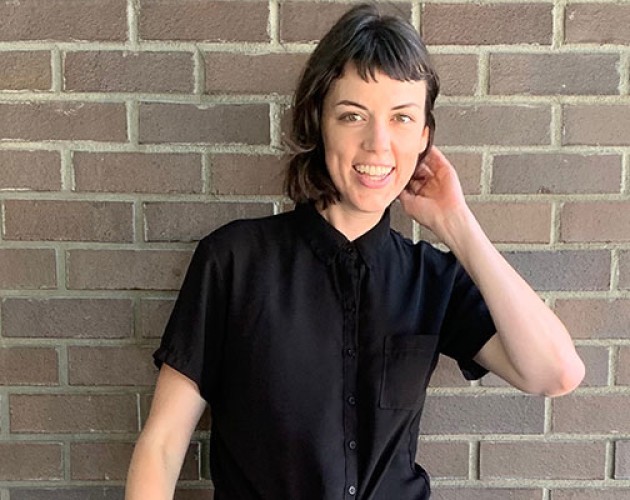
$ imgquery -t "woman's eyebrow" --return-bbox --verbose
[334,100,422,111]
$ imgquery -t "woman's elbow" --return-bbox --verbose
[542,353,586,398]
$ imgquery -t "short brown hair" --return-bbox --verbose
[284,3,440,208]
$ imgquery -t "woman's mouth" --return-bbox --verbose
[353,164,395,180]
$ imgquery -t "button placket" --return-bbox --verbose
[337,249,361,499]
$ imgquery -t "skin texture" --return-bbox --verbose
[319,64,429,241]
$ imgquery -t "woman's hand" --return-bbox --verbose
[398,146,471,242]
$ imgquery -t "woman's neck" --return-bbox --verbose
[317,203,384,242]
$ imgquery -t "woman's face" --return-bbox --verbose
[321,63,430,219]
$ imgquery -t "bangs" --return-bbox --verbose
[347,23,434,83]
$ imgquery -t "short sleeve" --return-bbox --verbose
[153,237,226,403]
[438,258,496,380]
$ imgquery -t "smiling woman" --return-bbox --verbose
[125,4,584,500]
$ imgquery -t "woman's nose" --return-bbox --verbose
[362,120,391,153]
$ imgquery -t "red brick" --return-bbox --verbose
[0,443,62,480]
[1,298,133,339]
[469,202,551,243]
[560,202,630,243]
[0,102,127,142]
[67,249,192,290]
[565,4,630,44]
[280,2,411,43]
[434,105,551,146]
[423,4,552,45]
[480,441,606,479]
[3,200,133,242]
[0,0,126,42]
[9,489,125,500]
[68,346,156,386]
[73,152,202,194]
[617,348,630,386]
[432,54,478,96]
[138,299,175,339]
[205,52,307,95]
[210,154,284,195]
[621,251,630,291]
[0,348,58,385]
[431,488,541,500]
[144,202,273,242]
[491,154,622,195]
[65,51,194,93]
[10,394,137,433]
[0,249,56,290]
[555,299,630,340]
[0,150,61,191]
[139,0,268,42]
[489,53,619,95]
[552,490,630,500]
[421,394,544,435]
[617,440,630,480]
[0,51,51,90]
[139,103,269,145]
[553,395,630,433]
[563,105,630,146]
[574,346,608,387]
[70,441,200,480]
[416,441,468,479]
[447,153,483,195]
[505,250,610,291]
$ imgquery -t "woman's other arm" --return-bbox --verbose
[125,364,207,500]
[399,147,585,397]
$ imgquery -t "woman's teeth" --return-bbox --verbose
[354,165,394,177]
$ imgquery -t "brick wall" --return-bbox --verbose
[0,1,628,499]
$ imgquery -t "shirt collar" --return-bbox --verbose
[294,202,391,269]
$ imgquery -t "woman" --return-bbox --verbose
[125,5,584,499]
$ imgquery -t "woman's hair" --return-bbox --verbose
[284,3,440,208]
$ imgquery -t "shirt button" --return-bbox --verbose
[348,485,356,496]
[348,440,357,450]
[347,395,356,406]
[346,348,356,357]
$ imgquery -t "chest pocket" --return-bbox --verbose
[379,334,439,410]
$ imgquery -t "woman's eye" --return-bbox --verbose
[340,113,363,122]
[394,114,413,123]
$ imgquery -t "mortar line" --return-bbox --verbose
[469,440,480,480]
[609,345,619,387]
[411,1,421,31]
[542,488,550,500]
[550,200,561,246]
[127,100,139,146]
[611,248,620,292]
[0,390,8,437]
[193,46,205,96]
[133,199,143,245]
[51,46,62,93]
[620,51,630,96]
[480,148,492,195]
[552,0,566,50]
[605,440,615,479]
[269,102,283,150]
[544,396,552,435]
[551,102,563,148]
[128,0,140,49]
[60,149,72,192]
[622,153,629,195]
[478,50,490,97]
[58,341,69,387]
[269,0,281,45]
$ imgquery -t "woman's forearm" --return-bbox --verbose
[441,207,584,396]
[125,433,181,500]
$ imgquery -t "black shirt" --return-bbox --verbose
[154,202,496,500]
